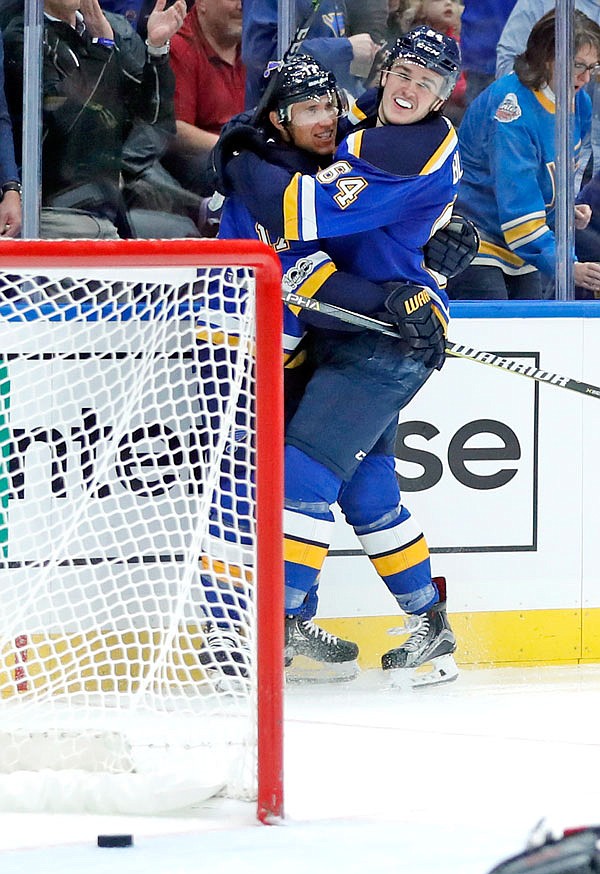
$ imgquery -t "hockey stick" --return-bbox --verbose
[251,0,323,126]
[282,290,600,400]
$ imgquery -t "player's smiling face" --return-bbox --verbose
[379,62,445,125]
[288,97,339,155]
[270,96,338,156]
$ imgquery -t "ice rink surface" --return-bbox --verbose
[2,664,600,874]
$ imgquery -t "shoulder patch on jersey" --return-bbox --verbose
[494,93,522,123]
[356,116,455,177]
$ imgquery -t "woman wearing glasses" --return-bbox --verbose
[447,9,600,300]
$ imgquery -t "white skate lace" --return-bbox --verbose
[387,615,423,636]
[300,620,338,645]
[402,617,430,652]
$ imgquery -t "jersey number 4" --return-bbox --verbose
[316,160,368,210]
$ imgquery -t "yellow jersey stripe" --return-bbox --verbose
[503,217,547,245]
[196,329,241,347]
[283,173,301,240]
[283,348,307,369]
[479,239,527,267]
[284,537,329,570]
[533,89,555,114]
[371,536,430,577]
[348,99,367,126]
[345,129,364,158]
[421,128,457,175]
[286,262,337,315]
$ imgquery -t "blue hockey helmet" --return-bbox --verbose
[267,53,348,125]
[384,26,461,100]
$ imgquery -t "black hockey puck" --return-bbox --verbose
[97,834,133,848]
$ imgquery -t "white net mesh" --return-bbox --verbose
[0,253,276,815]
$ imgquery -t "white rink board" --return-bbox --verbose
[318,306,600,618]
[0,316,211,633]
[1,304,599,624]
[582,316,600,608]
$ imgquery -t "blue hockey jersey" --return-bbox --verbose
[219,188,334,365]
[219,138,385,364]
[226,111,461,328]
[456,72,592,277]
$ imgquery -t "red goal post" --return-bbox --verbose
[0,239,284,823]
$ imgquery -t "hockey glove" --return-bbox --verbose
[383,283,446,371]
[424,215,480,278]
[209,114,270,196]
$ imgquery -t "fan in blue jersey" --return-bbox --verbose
[215,28,463,688]
[448,9,600,300]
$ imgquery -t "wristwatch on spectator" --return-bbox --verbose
[146,39,170,58]
[1,181,22,199]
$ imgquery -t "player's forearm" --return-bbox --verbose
[281,252,387,332]
[316,270,384,315]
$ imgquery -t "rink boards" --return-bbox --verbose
[318,301,600,667]
[1,298,600,668]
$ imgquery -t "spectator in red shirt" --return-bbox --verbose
[165,0,245,196]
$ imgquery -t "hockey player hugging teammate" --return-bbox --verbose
[215,28,467,687]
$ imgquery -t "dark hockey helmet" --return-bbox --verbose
[384,26,461,100]
[267,53,348,125]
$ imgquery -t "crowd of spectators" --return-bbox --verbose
[0,0,598,299]
[448,9,600,300]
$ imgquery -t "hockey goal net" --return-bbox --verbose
[0,239,283,821]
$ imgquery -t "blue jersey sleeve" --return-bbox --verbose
[281,249,385,333]
[225,117,459,243]
[281,122,459,242]
[219,194,386,344]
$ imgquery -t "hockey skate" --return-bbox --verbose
[285,616,359,683]
[381,577,458,689]
[198,623,251,693]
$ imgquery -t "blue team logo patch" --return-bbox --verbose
[494,93,522,123]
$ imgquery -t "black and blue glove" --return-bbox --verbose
[209,113,270,196]
[424,215,480,279]
[383,283,446,370]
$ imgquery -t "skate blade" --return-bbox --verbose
[385,653,459,690]
[286,656,359,684]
